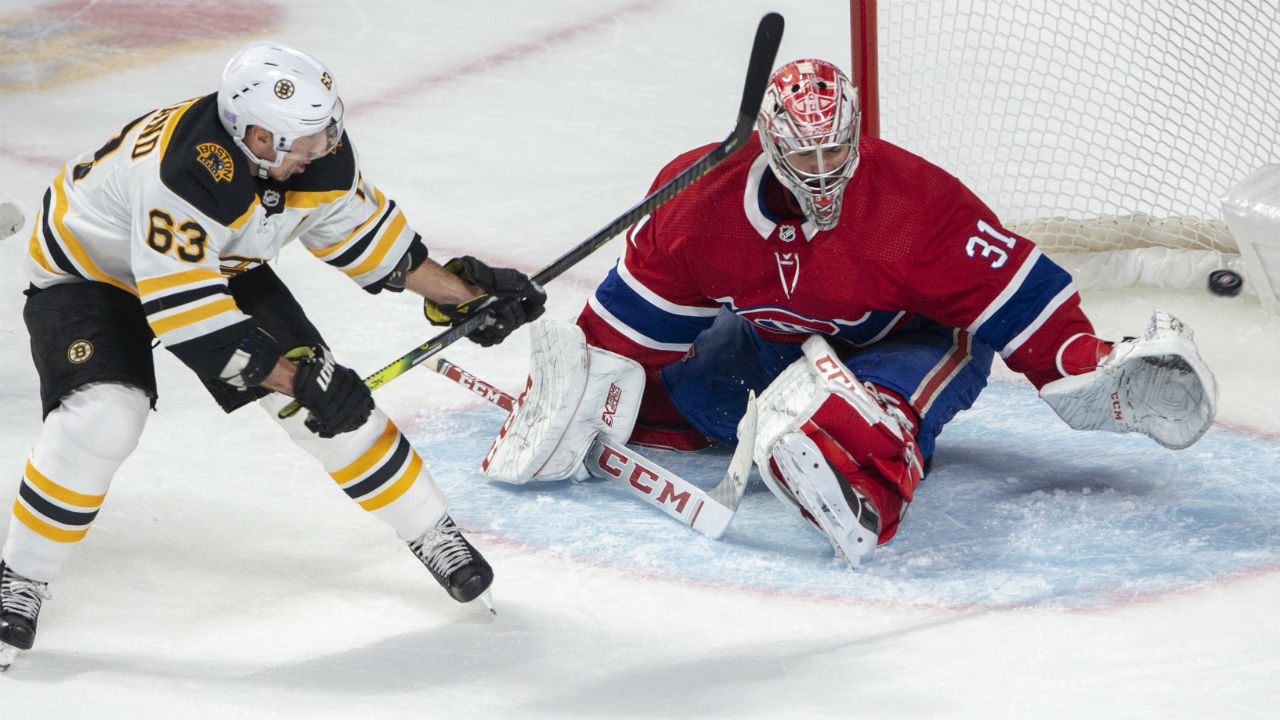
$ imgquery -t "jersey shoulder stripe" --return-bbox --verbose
[158,93,257,227]
[592,265,717,346]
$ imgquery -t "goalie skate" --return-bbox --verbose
[766,432,881,568]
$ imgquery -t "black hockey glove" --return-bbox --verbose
[287,345,374,438]
[424,256,547,347]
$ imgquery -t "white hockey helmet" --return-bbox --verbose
[216,40,345,170]
[757,59,861,231]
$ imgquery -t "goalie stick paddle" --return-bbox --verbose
[431,356,756,539]
[279,12,784,418]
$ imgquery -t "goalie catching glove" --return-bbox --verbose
[287,345,375,438]
[425,256,547,347]
[1040,310,1216,450]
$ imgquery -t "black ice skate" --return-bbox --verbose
[408,515,494,611]
[0,561,50,672]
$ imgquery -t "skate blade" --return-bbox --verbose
[0,643,17,672]
[477,589,496,616]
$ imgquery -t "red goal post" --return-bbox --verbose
[847,0,1280,300]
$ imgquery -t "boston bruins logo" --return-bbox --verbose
[320,72,333,90]
[196,142,234,183]
[67,339,94,365]
[274,79,295,98]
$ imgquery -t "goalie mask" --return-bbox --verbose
[216,41,345,173]
[757,59,861,231]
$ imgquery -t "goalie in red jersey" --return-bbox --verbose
[483,58,1217,569]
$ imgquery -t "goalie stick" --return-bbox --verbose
[279,11,784,419]
[431,357,756,539]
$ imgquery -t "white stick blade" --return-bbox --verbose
[707,391,757,513]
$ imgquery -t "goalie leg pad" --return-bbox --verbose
[753,336,925,500]
[1040,310,1217,449]
[765,419,915,567]
[753,336,926,564]
[482,321,644,483]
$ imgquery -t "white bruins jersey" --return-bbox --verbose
[27,93,419,377]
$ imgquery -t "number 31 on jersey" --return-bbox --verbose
[965,219,1017,269]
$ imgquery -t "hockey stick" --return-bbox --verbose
[279,12,784,418]
[431,356,756,539]
[0,203,24,242]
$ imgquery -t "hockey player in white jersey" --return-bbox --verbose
[0,41,546,670]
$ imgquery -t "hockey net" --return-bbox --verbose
[849,0,1280,291]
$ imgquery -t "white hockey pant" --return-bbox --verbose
[3,383,150,583]
[261,394,447,541]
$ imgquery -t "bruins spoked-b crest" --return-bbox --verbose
[66,338,94,365]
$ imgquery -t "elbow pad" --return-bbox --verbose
[216,326,281,388]
[379,251,414,294]
[369,235,430,294]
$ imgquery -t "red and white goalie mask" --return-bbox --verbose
[757,59,861,231]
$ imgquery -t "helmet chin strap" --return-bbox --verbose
[232,127,287,179]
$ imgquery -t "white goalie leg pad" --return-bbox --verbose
[482,320,644,484]
[1040,310,1217,450]
[4,383,150,582]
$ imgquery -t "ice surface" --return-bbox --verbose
[0,1,1277,717]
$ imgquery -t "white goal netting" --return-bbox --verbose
[861,0,1280,289]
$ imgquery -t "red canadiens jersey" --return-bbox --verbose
[578,133,1098,412]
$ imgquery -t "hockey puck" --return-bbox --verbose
[1207,269,1243,297]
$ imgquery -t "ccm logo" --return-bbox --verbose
[601,382,622,427]
[1111,391,1124,420]
[596,446,694,513]
[814,354,857,389]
